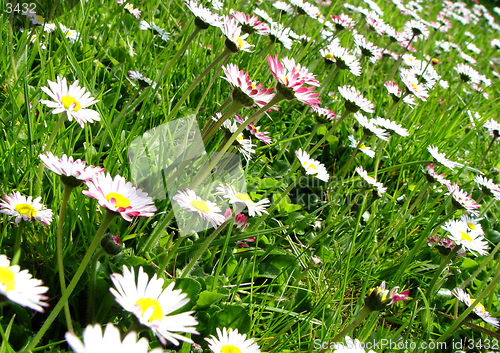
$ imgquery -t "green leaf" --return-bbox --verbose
[461,257,478,269]
[208,305,251,334]
[195,291,227,309]
[273,194,302,214]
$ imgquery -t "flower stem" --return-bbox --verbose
[479,134,496,171]
[86,247,105,324]
[372,140,386,178]
[339,133,367,179]
[57,185,74,331]
[28,211,117,350]
[11,221,25,266]
[195,54,230,114]
[203,101,244,143]
[389,34,415,81]
[158,236,184,278]
[160,27,201,80]
[141,209,175,253]
[318,306,372,353]
[318,66,340,94]
[167,48,231,121]
[180,221,229,278]
[425,246,459,299]
[35,113,67,196]
[309,110,351,155]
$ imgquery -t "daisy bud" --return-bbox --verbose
[101,234,123,256]
[364,282,392,311]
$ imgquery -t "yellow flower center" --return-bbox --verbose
[106,192,131,208]
[410,82,418,92]
[366,176,375,182]
[251,83,256,89]
[325,53,334,61]
[432,58,440,64]
[190,200,210,213]
[61,95,82,111]
[283,75,289,85]
[135,298,164,322]
[37,15,44,23]
[125,4,133,9]
[360,144,367,150]
[66,31,72,36]
[0,267,15,292]
[237,135,244,141]
[470,299,486,313]
[460,231,473,242]
[236,37,244,50]
[306,163,317,170]
[235,192,251,201]
[15,203,37,217]
[467,222,476,230]
[221,346,242,353]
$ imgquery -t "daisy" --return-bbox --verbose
[40,76,100,128]
[172,188,225,228]
[123,3,141,19]
[268,22,296,50]
[222,63,275,108]
[354,113,389,141]
[461,214,485,236]
[422,163,449,185]
[354,34,382,63]
[320,42,361,76]
[65,323,164,353]
[253,8,273,23]
[338,85,375,114]
[427,234,467,257]
[82,173,156,222]
[453,288,499,327]
[474,175,500,200]
[272,1,294,15]
[39,152,105,187]
[128,71,160,90]
[427,145,460,170]
[138,20,171,41]
[206,327,260,353]
[365,13,387,36]
[483,119,500,139]
[311,105,338,124]
[446,183,481,216]
[110,266,198,345]
[0,191,53,225]
[230,10,269,35]
[400,70,429,101]
[404,19,429,39]
[453,63,481,84]
[221,119,256,160]
[59,24,80,43]
[348,135,375,158]
[185,0,220,29]
[330,14,355,31]
[220,16,253,53]
[234,115,272,145]
[267,54,320,106]
[295,149,329,182]
[355,166,387,194]
[0,255,49,312]
[458,51,477,66]
[216,184,270,217]
[383,81,416,106]
[290,0,321,19]
[372,117,409,137]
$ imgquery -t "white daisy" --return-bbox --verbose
[185,0,220,29]
[0,255,49,312]
[442,220,487,256]
[460,214,485,236]
[220,16,254,53]
[0,191,53,226]
[348,135,375,158]
[40,76,100,128]
[39,152,105,187]
[354,113,389,141]
[82,173,156,222]
[216,184,270,217]
[372,117,409,137]
[206,327,260,353]
[427,145,460,170]
[253,8,273,23]
[65,323,164,353]
[295,149,330,182]
[484,119,500,139]
[338,85,375,114]
[474,175,500,200]
[110,266,198,345]
[272,1,294,14]
[453,63,481,84]
[404,19,429,39]
[453,288,499,327]
[320,42,361,76]
[172,188,225,229]
[268,21,295,50]
[221,119,256,161]
[355,166,387,194]
[400,70,429,101]
[353,34,383,63]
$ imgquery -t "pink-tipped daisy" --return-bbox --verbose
[331,13,355,31]
[172,188,225,229]
[110,266,198,345]
[82,173,156,222]
[445,183,481,216]
[222,63,275,108]
[422,163,449,185]
[0,192,53,226]
[453,287,499,327]
[267,54,320,106]
[311,105,338,124]
[234,115,272,145]
[0,255,49,312]
[383,81,416,106]
[338,85,375,113]
[400,70,429,101]
[220,16,253,53]
[484,119,500,139]
[295,149,329,182]
[427,234,467,257]
[40,76,100,128]
[39,152,104,187]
